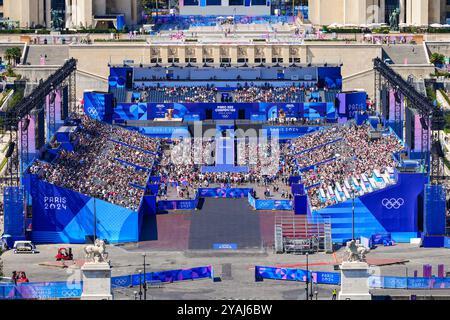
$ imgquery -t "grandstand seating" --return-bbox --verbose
[111,86,127,103]
[132,85,314,104]
[28,116,160,211]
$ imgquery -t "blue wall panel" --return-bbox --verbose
[29,178,139,244]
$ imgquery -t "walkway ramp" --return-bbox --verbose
[188,198,261,250]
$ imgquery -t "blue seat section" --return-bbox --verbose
[110,86,127,103]
[311,198,387,245]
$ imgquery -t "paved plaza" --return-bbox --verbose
[2,242,450,300]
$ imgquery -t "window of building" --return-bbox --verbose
[150,58,162,63]
[385,0,400,23]
[185,58,197,63]
[203,57,214,63]
[229,0,244,5]
[168,58,179,63]
[289,57,301,63]
[252,0,267,5]
[237,58,248,63]
[206,0,221,5]
[272,57,283,63]
[255,58,266,63]
[184,0,199,5]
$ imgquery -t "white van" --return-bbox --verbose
[13,241,39,254]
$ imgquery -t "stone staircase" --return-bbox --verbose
[382,45,428,65]
[23,45,69,66]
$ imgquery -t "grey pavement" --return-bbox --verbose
[2,242,450,299]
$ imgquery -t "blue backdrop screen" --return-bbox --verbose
[28,176,139,244]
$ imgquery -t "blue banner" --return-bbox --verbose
[112,102,336,123]
[336,91,367,120]
[83,91,113,122]
[198,188,252,198]
[248,195,293,210]
[157,198,199,211]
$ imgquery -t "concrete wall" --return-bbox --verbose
[310,0,446,26]
[343,63,435,99]
[14,65,108,100]
[426,41,450,56]
[69,44,151,78]
[76,70,108,99]
[3,0,45,28]
[66,43,383,80]
[305,44,383,78]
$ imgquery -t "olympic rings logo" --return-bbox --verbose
[382,198,405,210]
[112,278,129,286]
[61,289,81,297]
[87,107,99,117]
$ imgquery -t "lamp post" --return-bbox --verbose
[405,266,409,290]
[93,197,97,241]
[352,188,355,240]
[138,269,143,301]
[143,253,147,300]
[305,252,309,300]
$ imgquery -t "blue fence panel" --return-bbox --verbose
[0,281,82,300]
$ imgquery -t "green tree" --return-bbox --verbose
[4,47,22,66]
[430,52,445,66]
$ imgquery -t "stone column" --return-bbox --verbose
[247,46,255,65]
[195,46,203,65]
[399,0,406,24]
[81,262,113,300]
[379,0,386,24]
[339,262,372,300]
[230,46,238,65]
[161,46,169,65]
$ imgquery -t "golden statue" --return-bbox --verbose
[167,108,174,120]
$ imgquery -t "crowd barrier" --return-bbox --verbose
[0,266,213,300]
[255,266,450,289]
[255,266,340,285]
[111,266,213,288]
[248,193,293,210]
[157,196,199,211]
[0,281,82,300]
[369,276,450,289]
[198,187,251,198]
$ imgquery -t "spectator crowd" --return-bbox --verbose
[290,124,403,211]
[28,116,160,211]
[132,83,333,104]
[25,115,402,212]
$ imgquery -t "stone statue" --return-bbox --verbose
[345,239,370,262]
[389,8,400,31]
[84,239,109,263]
[51,9,65,31]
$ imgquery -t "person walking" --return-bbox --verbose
[332,289,337,300]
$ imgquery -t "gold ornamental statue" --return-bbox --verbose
[167,108,174,120]
[278,109,286,122]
